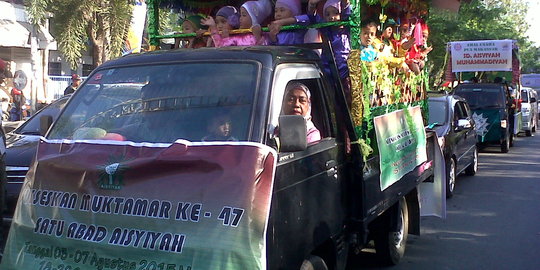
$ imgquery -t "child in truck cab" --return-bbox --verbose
[202,115,238,142]
[282,82,321,143]
[268,0,307,45]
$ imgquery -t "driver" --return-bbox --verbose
[281,82,321,143]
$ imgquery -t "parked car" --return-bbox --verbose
[428,94,478,198]
[454,83,514,153]
[4,95,70,217]
[520,87,538,136]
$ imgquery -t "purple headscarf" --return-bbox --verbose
[242,0,272,26]
[275,0,302,16]
[323,0,342,12]
[216,6,240,28]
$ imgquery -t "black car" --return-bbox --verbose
[428,94,478,198]
[4,95,70,217]
[454,83,514,153]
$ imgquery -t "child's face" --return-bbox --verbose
[239,7,252,28]
[274,6,293,20]
[382,26,393,39]
[216,16,232,31]
[213,121,231,137]
[399,24,410,38]
[324,6,340,22]
[182,21,196,34]
[361,24,377,46]
[422,30,429,41]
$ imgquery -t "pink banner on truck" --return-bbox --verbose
[1,139,277,270]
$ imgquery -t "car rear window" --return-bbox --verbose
[521,90,529,102]
[428,99,448,126]
[455,85,505,109]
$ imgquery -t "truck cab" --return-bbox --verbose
[1,46,443,270]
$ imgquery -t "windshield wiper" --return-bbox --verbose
[18,131,41,135]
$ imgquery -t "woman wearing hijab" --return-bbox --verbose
[282,82,321,143]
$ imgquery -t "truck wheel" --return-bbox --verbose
[526,130,532,137]
[509,133,514,147]
[465,148,478,176]
[501,134,510,153]
[446,158,456,198]
[375,197,409,265]
[300,255,328,270]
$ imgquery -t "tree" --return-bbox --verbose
[427,0,540,85]
[26,0,133,69]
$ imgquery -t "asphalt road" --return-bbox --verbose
[348,132,540,270]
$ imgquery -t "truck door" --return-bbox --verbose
[265,64,347,269]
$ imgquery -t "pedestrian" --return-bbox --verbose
[64,74,81,95]
[0,58,6,86]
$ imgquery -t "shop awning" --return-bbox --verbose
[0,19,56,50]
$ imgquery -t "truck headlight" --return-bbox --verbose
[500,120,507,128]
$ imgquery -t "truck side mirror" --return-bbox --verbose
[531,97,536,103]
[278,115,307,152]
[40,115,53,136]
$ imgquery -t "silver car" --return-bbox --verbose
[520,87,538,136]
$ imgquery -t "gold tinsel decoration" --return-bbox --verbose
[348,49,364,128]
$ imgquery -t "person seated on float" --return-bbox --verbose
[359,19,379,62]
[374,18,409,71]
[174,14,208,49]
[268,0,307,45]
[405,20,432,74]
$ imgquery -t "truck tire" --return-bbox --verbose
[526,130,532,137]
[446,158,456,198]
[300,255,328,270]
[465,148,478,176]
[509,132,514,147]
[375,197,409,265]
[501,134,509,153]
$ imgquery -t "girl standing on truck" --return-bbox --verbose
[268,0,307,45]
[174,15,208,49]
[202,1,271,47]
[201,6,240,47]
[290,0,352,104]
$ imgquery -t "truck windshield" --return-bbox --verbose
[455,85,505,110]
[48,62,258,143]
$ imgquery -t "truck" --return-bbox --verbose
[1,1,445,270]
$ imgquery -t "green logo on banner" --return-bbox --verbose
[98,155,128,190]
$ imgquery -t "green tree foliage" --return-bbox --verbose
[26,0,133,69]
[427,0,540,85]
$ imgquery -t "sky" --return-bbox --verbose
[525,0,540,45]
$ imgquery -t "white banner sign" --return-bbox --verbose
[450,40,513,72]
